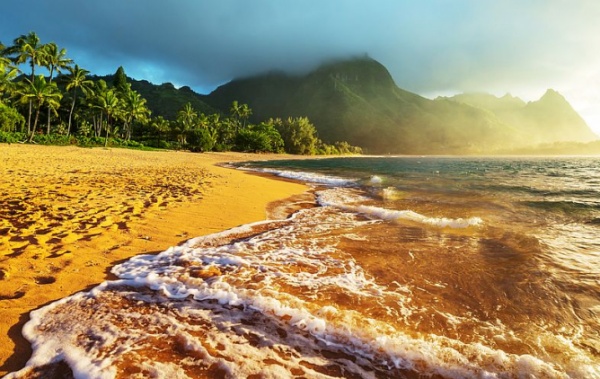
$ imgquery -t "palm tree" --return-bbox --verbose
[229,100,241,132]
[122,88,150,140]
[5,32,44,81]
[86,80,108,137]
[151,116,170,146]
[176,102,197,145]
[64,65,92,136]
[43,42,72,134]
[239,103,252,129]
[96,88,120,147]
[4,32,46,134]
[229,101,252,133]
[0,42,14,95]
[16,75,62,142]
[0,57,18,99]
[197,112,210,129]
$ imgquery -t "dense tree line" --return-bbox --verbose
[0,32,361,155]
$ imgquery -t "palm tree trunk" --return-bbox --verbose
[93,114,103,138]
[29,105,41,142]
[27,61,35,135]
[46,67,55,135]
[104,115,110,147]
[67,93,77,137]
[126,119,133,141]
[27,101,33,135]
[46,108,51,135]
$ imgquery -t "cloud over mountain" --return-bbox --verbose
[2,0,599,132]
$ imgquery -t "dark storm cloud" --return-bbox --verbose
[2,0,599,130]
[2,0,386,91]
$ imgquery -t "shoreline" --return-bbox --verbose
[0,144,308,376]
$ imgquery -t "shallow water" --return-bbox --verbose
[7,156,600,378]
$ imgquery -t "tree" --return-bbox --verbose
[239,103,252,129]
[5,32,44,81]
[16,75,62,142]
[5,32,46,134]
[113,66,129,94]
[176,102,197,145]
[86,80,108,137]
[0,56,18,100]
[235,121,284,153]
[0,101,25,132]
[214,114,236,149]
[42,42,72,134]
[275,117,319,155]
[121,88,150,140]
[229,100,253,132]
[229,100,241,133]
[96,88,120,147]
[187,126,217,152]
[150,116,170,146]
[64,64,93,136]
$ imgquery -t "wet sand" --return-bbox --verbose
[0,144,307,376]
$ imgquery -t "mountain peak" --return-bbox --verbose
[523,89,597,142]
[313,56,396,88]
[531,89,571,109]
[538,88,565,103]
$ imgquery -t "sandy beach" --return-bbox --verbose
[0,144,307,376]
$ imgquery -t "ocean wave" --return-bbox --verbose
[317,188,483,229]
[239,166,357,186]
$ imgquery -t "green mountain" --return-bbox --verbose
[91,75,217,120]
[445,90,597,145]
[205,57,597,154]
[90,59,597,154]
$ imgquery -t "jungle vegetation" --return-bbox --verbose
[0,32,361,155]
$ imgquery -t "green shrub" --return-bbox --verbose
[32,134,71,145]
[187,128,216,152]
[77,136,104,147]
[0,103,25,133]
[0,131,26,143]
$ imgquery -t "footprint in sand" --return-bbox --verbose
[0,291,25,301]
[34,276,56,285]
[0,267,10,280]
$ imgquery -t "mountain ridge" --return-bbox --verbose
[205,57,597,153]
[443,89,596,145]
[93,57,597,154]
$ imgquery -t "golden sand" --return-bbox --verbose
[0,144,307,376]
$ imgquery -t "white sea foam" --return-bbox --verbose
[239,166,357,186]
[382,186,402,200]
[369,175,383,184]
[317,188,483,228]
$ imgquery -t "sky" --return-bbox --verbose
[2,0,599,134]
